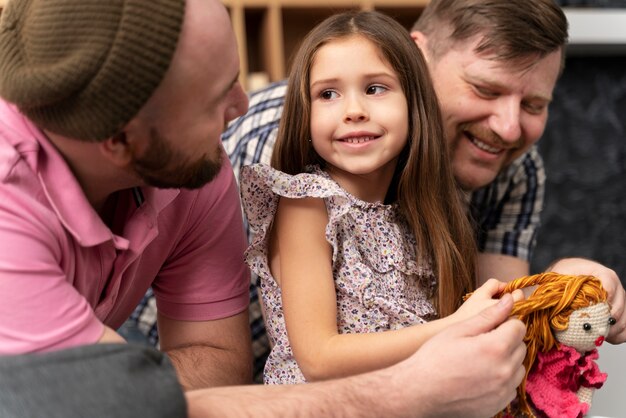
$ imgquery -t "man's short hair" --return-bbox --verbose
[412,0,568,67]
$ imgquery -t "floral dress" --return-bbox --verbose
[240,164,437,384]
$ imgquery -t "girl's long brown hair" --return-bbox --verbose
[494,272,608,417]
[271,10,477,317]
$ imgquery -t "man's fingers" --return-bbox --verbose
[510,289,525,304]
[510,334,527,366]
[451,293,516,338]
[511,361,526,392]
[474,278,505,297]
[608,287,626,344]
[480,317,527,372]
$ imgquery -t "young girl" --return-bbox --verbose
[241,10,497,384]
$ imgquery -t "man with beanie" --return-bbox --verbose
[0,0,253,390]
[0,0,532,416]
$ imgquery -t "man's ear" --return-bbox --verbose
[411,31,430,59]
[99,131,133,167]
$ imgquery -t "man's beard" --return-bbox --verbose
[132,128,223,189]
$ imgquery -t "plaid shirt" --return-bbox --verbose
[222,80,288,182]
[126,80,544,381]
[470,146,545,262]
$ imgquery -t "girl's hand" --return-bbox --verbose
[454,279,525,323]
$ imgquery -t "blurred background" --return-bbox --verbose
[530,2,626,285]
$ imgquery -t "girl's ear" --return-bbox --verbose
[99,131,133,168]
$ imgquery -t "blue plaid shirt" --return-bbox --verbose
[126,80,545,381]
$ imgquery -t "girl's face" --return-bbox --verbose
[309,35,409,196]
[555,302,612,353]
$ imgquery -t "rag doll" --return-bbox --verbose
[493,273,615,417]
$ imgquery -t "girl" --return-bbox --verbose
[241,10,499,384]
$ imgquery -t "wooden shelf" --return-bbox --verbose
[222,0,428,90]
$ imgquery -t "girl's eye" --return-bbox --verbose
[583,323,592,331]
[609,317,617,326]
[366,85,387,95]
[320,90,338,100]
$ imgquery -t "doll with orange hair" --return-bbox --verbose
[494,272,616,417]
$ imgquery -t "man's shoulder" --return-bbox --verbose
[222,81,287,169]
[0,100,38,179]
[0,102,57,201]
[471,146,545,205]
[223,80,287,140]
[247,80,288,108]
[494,145,544,187]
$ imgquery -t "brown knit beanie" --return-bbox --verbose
[0,0,186,141]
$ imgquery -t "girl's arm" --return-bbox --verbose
[273,196,501,381]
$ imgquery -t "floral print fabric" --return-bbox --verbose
[240,164,437,384]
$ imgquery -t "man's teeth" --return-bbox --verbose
[343,136,374,144]
[471,138,501,153]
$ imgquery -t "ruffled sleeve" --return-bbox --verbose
[240,164,349,278]
[240,163,436,332]
[318,172,436,327]
[579,349,607,389]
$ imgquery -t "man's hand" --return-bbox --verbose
[549,257,626,344]
[391,293,527,418]
[455,278,526,321]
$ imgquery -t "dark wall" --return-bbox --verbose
[531,56,626,285]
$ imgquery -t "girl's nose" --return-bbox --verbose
[343,95,369,123]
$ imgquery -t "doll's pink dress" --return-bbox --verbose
[241,164,437,384]
[526,345,607,418]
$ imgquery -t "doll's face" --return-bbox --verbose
[555,302,612,353]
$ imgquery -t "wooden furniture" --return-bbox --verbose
[221,0,429,90]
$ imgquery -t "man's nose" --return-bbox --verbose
[489,98,521,143]
[225,82,249,122]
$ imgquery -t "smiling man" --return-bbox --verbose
[410,4,622,327]
[409,0,564,280]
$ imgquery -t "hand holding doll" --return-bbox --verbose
[486,273,615,417]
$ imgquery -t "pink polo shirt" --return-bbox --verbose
[0,100,250,354]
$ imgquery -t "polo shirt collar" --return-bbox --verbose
[26,116,178,248]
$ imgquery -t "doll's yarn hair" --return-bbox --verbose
[495,272,608,417]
